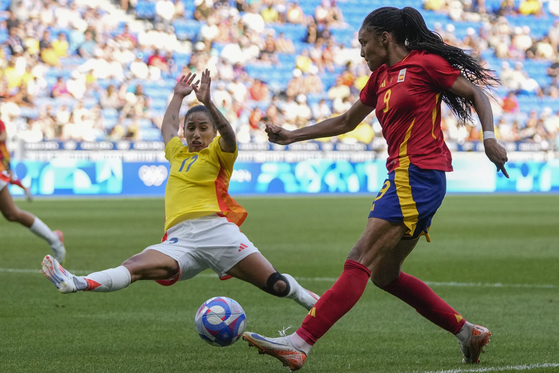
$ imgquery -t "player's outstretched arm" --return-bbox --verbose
[194,69,236,153]
[265,99,374,145]
[161,73,198,146]
[449,75,509,178]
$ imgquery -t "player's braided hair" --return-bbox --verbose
[361,7,498,124]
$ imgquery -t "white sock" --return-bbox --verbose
[29,217,59,247]
[456,321,473,343]
[282,273,319,310]
[83,266,131,292]
[289,332,312,355]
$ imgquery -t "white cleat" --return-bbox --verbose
[460,324,492,364]
[41,255,77,294]
[243,332,307,371]
[51,230,66,265]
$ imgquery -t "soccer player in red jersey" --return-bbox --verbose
[243,7,509,370]
[0,119,65,263]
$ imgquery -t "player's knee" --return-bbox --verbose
[262,271,291,297]
[2,209,20,222]
[371,272,399,289]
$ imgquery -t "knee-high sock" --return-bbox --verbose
[382,272,466,334]
[282,273,319,310]
[82,266,132,292]
[29,217,59,247]
[295,260,371,345]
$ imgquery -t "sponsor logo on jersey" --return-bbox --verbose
[169,238,179,244]
[238,243,248,252]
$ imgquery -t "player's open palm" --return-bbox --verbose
[265,123,295,145]
[173,73,198,97]
[194,69,211,105]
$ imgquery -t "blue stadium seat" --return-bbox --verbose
[135,1,156,20]
[141,127,164,141]
[19,107,39,119]
[172,19,201,41]
[102,108,119,120]
[151,98,168,110]
[0,0,10,11]
[138,118,153,128]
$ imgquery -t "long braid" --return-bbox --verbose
[361,7,498,123]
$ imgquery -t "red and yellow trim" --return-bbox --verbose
[394,119,419,236]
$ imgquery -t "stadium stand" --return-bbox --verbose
[0,0,558,151]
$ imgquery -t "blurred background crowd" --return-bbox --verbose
[1,0,559,151]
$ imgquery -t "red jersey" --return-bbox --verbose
[0,119,11,172]
[360,50,459,173]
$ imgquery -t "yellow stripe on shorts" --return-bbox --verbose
[394,119,419,236]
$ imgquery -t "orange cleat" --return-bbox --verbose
[243,332,307,371]
[460,324,492,364]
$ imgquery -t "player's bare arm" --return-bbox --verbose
[194,69,236,153]
[449,75,509,178]
[161,73,198,146]
[0,128,7,142]
[265,99,374,145]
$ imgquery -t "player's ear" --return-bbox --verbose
[381,31,389,44]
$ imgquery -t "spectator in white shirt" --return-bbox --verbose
[242,5,265,34]
[156,0,176,26]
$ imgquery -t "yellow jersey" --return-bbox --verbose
[163,136,247,232]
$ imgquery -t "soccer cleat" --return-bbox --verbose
[41,255,78,293]
[51,230,66,265]
[243,332,307,371]
[460,325,492,364]
[24,187,33,202]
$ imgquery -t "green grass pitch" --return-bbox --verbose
[1,195,558,373]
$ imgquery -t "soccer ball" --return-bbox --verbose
[194,296,247,347]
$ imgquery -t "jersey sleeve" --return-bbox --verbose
[164,136,183,162]
[210,136,237,175]
[421,53,460,90]
[359,72,379,108]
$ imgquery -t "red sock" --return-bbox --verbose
[296,260,371,345]
[382,272,466,334]
[9,178,25,190]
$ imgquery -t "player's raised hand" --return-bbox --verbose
[265,123,295,145]
[173,73,199,98]
[484,138,509,178]
[193,69,211,105]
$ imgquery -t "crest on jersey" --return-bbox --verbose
[397,68,407,82]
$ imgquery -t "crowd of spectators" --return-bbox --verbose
[0,0,558,152]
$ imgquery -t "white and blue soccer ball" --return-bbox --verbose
[194,296,247,347]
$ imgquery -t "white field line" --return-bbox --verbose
[411,363,559,373]
[1,268,556,289]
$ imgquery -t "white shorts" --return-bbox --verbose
[0,171,9,191]
[144,214,260,285]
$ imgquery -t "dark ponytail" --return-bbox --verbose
[361,7,498,124]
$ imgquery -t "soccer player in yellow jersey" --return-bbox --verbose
[41,69,319,312]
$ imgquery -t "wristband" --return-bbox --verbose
[483,131,496,140]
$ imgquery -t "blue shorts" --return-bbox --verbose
[368,164,446,240]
